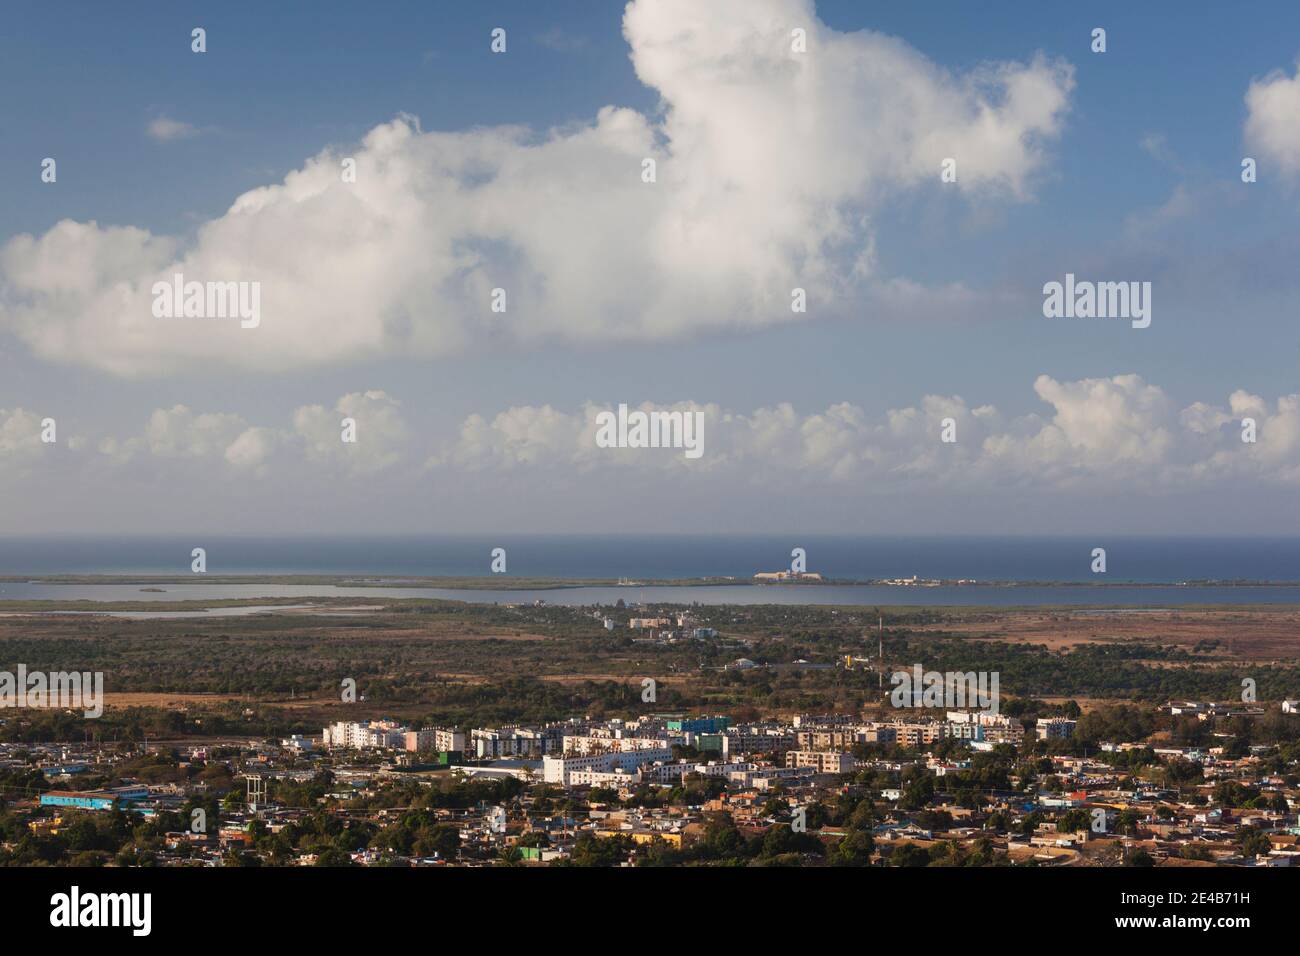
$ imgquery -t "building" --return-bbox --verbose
[786,750,856,774]
[1037,717,1078,741]
[861,725,897,745]
[730,766,816,789]
[641,761,756,783]
[720,729,796,758]
[978,715,1026,745]
[472,727,555,758]
[404,728,466,753]
[560,735,670,757]
[666,716,731,735]
[796,729,860,750]
[629,617,671,629]
[323,720,408,750]
[40,786,150,811]
[542,748,673,785]
[885,721,946,747]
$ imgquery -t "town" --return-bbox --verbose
[3,696,1297,867]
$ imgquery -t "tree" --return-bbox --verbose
[1239,827,1271,859]
[568,832,633,867]
[833,829,873,866]
[1056,808,1090,833]
[889,842,930,867]
[415,823,460,860]
[314,846,353,867]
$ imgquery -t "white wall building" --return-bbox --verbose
[542,748,673,785]
[323,720,408,750]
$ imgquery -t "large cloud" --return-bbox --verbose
[0,0,1073,376]
[1245,60,1300,178]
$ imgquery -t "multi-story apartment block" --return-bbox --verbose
[560,735,671,756]
[886,721,946,747]
[323,720,409,750]
[404,728,467,753]
[472,727,555,758]
[542,748,674,785]
[796,729,862,750]
[1036,717,1077,741]
[786,750,856,774]
[720,728,797,758]
[793,714,859,728]
[666,716,731,735]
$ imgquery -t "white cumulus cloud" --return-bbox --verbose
[0,0,1073,377]
[1245,60,1300,178]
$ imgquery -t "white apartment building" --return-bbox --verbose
[730,766,815,789]
[323,720,408,750]
[641,761,756,783]
[542,748,673,785]
[471,727,554,758]
[566,768,644,788]
[404,728,467,753]
[561,734,670,756]
[786,750,856,774]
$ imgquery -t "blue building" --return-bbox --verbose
[40,785,149,811]
[667,716,731,735]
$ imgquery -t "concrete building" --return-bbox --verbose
[720,729,796,758]
[472,727,554,758]
[542,748,673,785]
[560,734,670,757]
[1037,717,1078,741]
[666,716,730,735]
[404,728,466,753]
[323,720,408,750]
[786,750,856,774]
[40,785,150,811]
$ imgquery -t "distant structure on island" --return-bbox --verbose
[753,570,823,582]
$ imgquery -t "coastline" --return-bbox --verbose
[4,573,1300,589]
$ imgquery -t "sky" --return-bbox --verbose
[2,0,1300,536]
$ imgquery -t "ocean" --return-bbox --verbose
[1,534,1300,583]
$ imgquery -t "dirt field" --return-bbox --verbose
[910,608,1300,660]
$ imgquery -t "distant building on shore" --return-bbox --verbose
[753,570,823,582]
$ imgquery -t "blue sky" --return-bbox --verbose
[2,0,1299,535]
